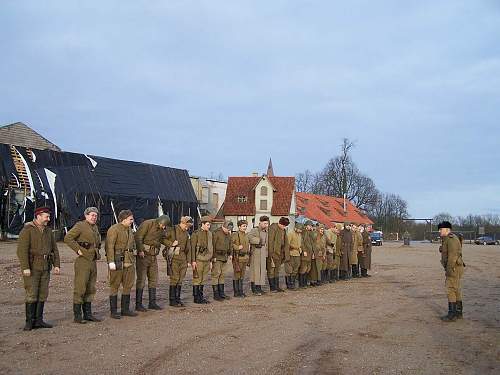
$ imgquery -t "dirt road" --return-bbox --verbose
[0,241,498,375]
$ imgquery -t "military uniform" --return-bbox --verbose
[231,230,250,297]
[211,226,232,300]
[105,222,137,318]
[134,218,170,310]
[65,220,102,323]
[165,224,191,306]
[190,227,213,303]
[351,228,363,277]
[17,221,60,330]
[266,222,290,292]
[325,228,338,282]
[308,230,324,286]
[359,230,372,277]
[339,227,353,280]
[285,227,302,289]
[299,228,315,288]
[440,232,465,321]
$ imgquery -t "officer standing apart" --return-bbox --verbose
[190,216,213,304]
[211,220,233,301]
[134,215,172,311]
[64,207,102,324]
[17,207,60,331]
[106,209,138,319]
[438,221,465,322]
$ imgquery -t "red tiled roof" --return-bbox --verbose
[296,192,373,226]
[223,176,295,216]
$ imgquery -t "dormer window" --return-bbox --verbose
[237,196,248,203]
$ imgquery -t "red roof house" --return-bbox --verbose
[296,192,373,227]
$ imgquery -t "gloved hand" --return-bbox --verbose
[109,262,116,271]
[23,269,31,276]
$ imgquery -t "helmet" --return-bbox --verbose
[156,215,172,227]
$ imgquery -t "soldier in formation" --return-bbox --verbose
[17,207,384,330]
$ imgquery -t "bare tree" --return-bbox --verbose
[295,169,315,192]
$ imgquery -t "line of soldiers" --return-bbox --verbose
[16,206,373,330]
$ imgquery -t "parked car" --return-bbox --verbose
[370,232,383,246]
[474,236,499,245]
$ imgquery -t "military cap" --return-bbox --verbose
[84,207,99,216]
[304,220,313,226]
[156,215,171,226]
[223,220,234,229]
[279,217,290,226]
[181,216,194,224]
[260,215,270,222]
[437,221,452,230]
[200,216,212,224]
[237,219,248,227]
[295,223,304,230]
[34,207,50,216]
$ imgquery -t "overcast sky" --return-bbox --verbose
[1,1,499,218]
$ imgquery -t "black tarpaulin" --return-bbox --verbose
[0,143,198,234]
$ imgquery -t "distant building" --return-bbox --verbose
[296,192,373,229]
[221,159,296,228]
[190,176,227,216]
[0,122,61,151]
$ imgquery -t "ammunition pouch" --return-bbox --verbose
[78,241,92,250]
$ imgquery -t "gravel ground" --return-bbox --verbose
[0,240,498,375]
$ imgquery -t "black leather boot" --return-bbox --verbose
[121,294,138,317]
[175,285,184,307]
[169,285,177,307]
[456,301,463,319]
[276,277,285,292]
[199,285,210,304]
[219,284,230,300]
[148,288,162,310]
[34,302,53,328]
[257,284,266,294]
[193,285,200,304]
[213,285,223,301]
[239,279,246,297]
[233,280,239,297]
[23,302,36,331]
[298,274,304,288]
[268,277,276,292]
[73,303,87,324]
[135,288,148,312]
[441,302,457,322]
[83,302,102,322]
[110,295,121,319]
